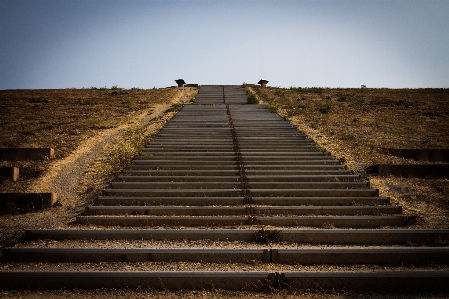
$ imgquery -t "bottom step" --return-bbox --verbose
[0,271,274,290]
[0,271,448,291]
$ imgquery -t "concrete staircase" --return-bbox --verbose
[1,85,449,291]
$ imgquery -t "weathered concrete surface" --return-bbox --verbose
[272,247,449,265]
[0,271,276,290]
[3,248,271,263]
[279,271,449,291]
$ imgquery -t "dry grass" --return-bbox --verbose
[247,86,449,228]
[1,86,449,298]
[0,87,195,192]
[0,87,198,248]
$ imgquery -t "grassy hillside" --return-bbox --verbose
[247,86,449,228]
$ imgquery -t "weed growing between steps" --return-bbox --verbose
[246,92,259,104]
[87,100,184,184]
[105,101,186,175]
[255,229,281,244]
[102,126,150,176]
[81,101,190,198]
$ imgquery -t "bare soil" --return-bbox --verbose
[248,86,449,229]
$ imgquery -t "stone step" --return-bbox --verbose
[251,196,390,206]
[239,142,317,146]
[111,182,242,189]
[256,215,415,228]
[134,157,237,161]
[118,175,241,182]
[249,188,379,197]
[130,160,237,165]
[4,247,448,265]
[136,155,237,159]
[76,215,414,227]
[0,193,57,214]
[245,165,346,170]
[253,206,401,215]
[246,175,361,182]
[1,270,447,291]
[21,229,449,244]
[0,166,19,182]
[125,165,239,170]
[110,182,368,190]
[238,147,326,152]
[85,206,249,216]
[138,152,237,156]
[151,139,235,143]
[243,161,341,166]
[76,216,252,226]
[3,248,270,263]
[0,271,275,290]
[122,170,240,176]
[84,205,401,216]
[95,196,246,206]
[103,189,244,197]
[246,182,369,189]
[272,247,449,265]
[242,154,333,159]
[237,138,313,144]
[142,144,235,148]
[245,170,353,175]
[278,271,449,291]
[2,247,449,266]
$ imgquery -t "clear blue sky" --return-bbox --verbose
[1,0,448,89]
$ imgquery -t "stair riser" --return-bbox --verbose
[103,190,243,197]
[4,249,271,264]
[95,197,246,206]
[249,189,379,197]
[77,216,414,228]
[0,272,276,290]
[84,206,401,216]
[22,229,449,244]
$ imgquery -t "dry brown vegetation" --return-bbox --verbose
[1,86,449,298]
[247,86,449,228]
[0,87,193,192]
[0,87,198,249]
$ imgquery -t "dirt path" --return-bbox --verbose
[0,88,194,249]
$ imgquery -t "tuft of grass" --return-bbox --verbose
[395,99,412,107]
[266,103,279,113]
[102,126,151,177]
[81,98,99,105]
[28,98,49,103]
[255,229,280,244]
[351,96,365,105]
[340,133,355,140]
[165,103,183,113]
[121,98,131,104]
[337,95,348,102]
[247,92,259,104]
[319,102,332,114]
